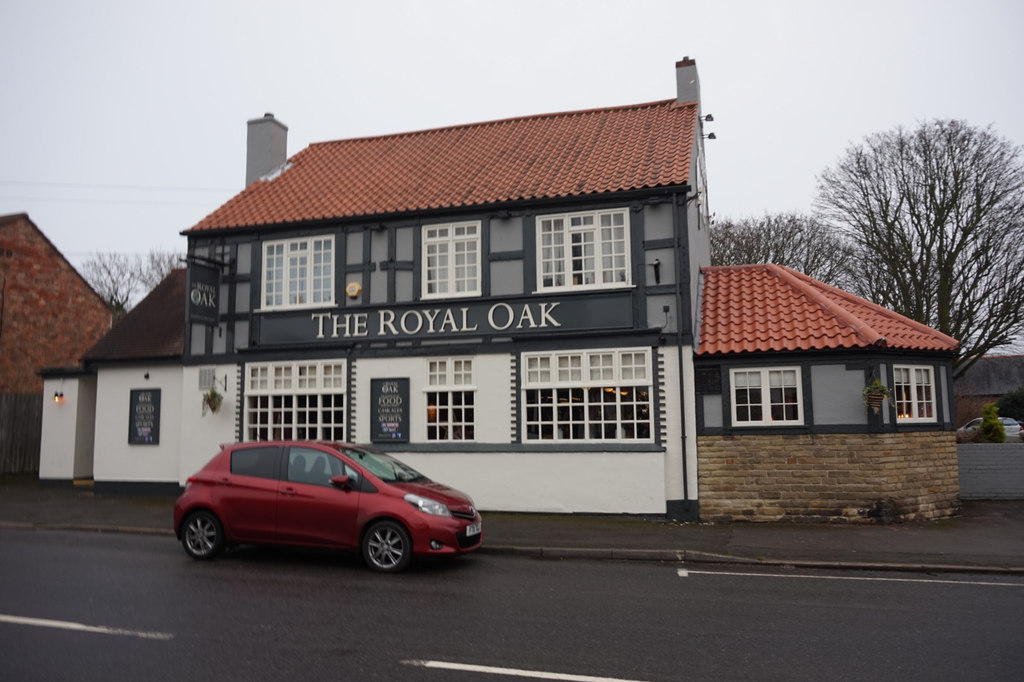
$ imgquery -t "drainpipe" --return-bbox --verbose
[673,189,691,520]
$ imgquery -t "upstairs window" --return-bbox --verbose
[262,236,334,310]
[422,222,480,298]
[537,208,630,291]
[730,367,803,426]
[894,365,936,422]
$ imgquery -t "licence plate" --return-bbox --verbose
[465,522,481,537]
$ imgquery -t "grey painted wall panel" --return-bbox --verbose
[811,364,867,425]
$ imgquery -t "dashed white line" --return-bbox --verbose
[402,659,652,682]
[677,568,1022,587]
[0,614,174,640]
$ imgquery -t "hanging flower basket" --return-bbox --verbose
[862,378,891,415]
[202,387,223,416]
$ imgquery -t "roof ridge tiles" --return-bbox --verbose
[768,264,886,347]
[306,99,681,148]
[772,264,959,349]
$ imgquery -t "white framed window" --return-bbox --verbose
[537,208,630,291]
[730,367,803,426]
[245,359,346,441]
[426,358,475,441]
[893,365,936,422]
[422,222,480,298]
[262,236,334,310]
[522,348,652,441]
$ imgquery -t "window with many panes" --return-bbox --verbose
[893,365,936,422]
[426,358,475,440]
[422,222,480,298]
[262,236,334,310]
[245,360,346,441]
[730,367,802,426]
[537,208,630,291]
[522,348,652,441]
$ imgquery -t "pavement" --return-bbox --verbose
[2,475,1024,575]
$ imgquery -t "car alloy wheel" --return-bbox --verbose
[362,520,412,572]
[182,510,225,560]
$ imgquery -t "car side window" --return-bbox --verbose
[230,446,280,480]
[287,447,358,487]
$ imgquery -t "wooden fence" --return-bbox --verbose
[0,392,41,474]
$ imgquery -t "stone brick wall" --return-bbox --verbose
[0,214,112,393]
[697,431,960,523]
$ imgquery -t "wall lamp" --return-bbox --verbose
[701,114,714,122]
[703,133,716,140]
[649,258,662,285]
[53,391,65,404]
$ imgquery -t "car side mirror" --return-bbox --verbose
[330,474,351,490]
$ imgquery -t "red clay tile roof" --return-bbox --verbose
[84,269,186,362]
[698,264,960,355]
[187,99,698,232]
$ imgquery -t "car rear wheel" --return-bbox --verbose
[362,520,412,572]
[181,510,225,560]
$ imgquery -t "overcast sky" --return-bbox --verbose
[2,0,1023,271]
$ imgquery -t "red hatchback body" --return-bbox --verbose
[173,441,482,572]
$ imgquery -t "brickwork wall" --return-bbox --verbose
[0,215,111,393]
[697,431,960,523]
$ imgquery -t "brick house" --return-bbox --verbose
[1,213,111,472]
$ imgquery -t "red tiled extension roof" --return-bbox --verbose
[84,269,186,362]
[188,99,698,232]
[698,264,959,356]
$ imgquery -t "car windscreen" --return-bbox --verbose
[340,447,426,483]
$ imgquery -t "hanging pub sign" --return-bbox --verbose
[128,388,161,445]
[370,378,409,443]
[187,261,220,326]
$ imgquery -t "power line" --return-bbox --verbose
[0,179,235,193]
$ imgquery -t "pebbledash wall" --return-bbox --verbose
[698,432,960,522]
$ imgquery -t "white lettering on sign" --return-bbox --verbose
[190,282,217,308]
[311,302,560,341]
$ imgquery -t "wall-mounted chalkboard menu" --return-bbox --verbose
[370,378,408,443]
[129,388,161,445]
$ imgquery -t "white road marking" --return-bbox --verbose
[0,614,174,640]
[677,568,1022,587]
[402,659,653,682]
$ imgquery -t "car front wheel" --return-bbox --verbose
[181,510,225,560]
[362,520,412,572]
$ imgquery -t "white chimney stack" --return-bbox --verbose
[675,57,700,106]
[245,113,288,186]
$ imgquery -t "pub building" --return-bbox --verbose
[40,59,962,522]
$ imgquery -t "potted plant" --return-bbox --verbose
[862,378,891,414]
[202,386,223,416]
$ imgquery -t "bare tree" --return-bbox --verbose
[709,212,855,288]
[816,119,1024,378]
[81,250,183,317]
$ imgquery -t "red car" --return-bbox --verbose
[173,441,482,572]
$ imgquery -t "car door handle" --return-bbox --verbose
[280,487,298,497]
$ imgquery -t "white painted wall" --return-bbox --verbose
[39,376,96,480]
[398,450,666,514]
[178,364,239,484]
[93,365,183,483]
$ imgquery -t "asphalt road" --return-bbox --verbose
[1,528,1022,681]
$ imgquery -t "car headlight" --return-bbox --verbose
[404,493,452,517]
